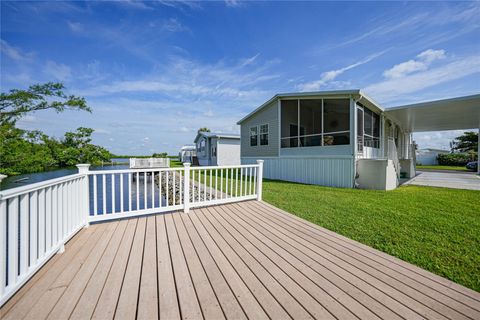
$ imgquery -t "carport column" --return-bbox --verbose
[478,127,479,175]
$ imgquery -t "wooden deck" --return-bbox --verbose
[1,201,479,320]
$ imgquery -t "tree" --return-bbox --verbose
[451,131,478,153]
[0,82,90,125]
[152,152,168,158]
[59,127,112,166]
[197,127,211,133]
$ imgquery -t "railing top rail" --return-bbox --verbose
[89,167,184,175]
[0,173,85,200]
[190,164,259,170]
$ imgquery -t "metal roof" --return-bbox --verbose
[385,94,480,132]
[237,89,480,132]
[194,131,240,143]
[236,89,383,124]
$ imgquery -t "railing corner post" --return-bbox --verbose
[183,162,191,213]
[76,164,91,227]
[256,159,264,201]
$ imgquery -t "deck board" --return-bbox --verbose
[245,201,477,319]
[1,200,479,320]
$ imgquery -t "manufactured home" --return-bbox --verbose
[178,144,196,163]
[194,132,241,166]
[238,90,480,190]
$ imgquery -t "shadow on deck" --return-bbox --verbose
[1,201,479,319]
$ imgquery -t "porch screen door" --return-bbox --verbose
[357,106,364,153]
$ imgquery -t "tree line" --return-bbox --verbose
[0,82,111,175]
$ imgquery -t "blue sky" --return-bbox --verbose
[1,1,479,155]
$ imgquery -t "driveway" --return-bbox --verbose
[405,170,480,190]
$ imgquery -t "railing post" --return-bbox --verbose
[76,164,91,228]
[256,160,264,201]
[183,163,191,213]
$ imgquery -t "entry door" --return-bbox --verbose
[357,106,364,153]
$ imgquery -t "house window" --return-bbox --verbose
[281,98,350,148]
[299,99,322,147]
[323,99,350,146]
[362,107,380,148]
[199,139,206,156]
[260,124,269,145]
[280,100,299,148]
[250,126,258,146]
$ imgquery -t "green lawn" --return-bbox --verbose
[262,180,480,292]
[170,160,184,168]
[417,165,470,171]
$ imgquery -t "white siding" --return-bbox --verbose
[217,139,241,165]
[242,156,354,188]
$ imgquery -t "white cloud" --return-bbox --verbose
[225,0,241,8]
[366,54,480,103]
[203,108,214,117]
[79,55,277,103]
[67,21,84,33]
[43,60,72,81]
[297,51,385,91]
[162,18,189,32]
[0,40,33,61]
[383,49,445,79]
[417,49,446,63]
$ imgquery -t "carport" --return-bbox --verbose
[386,94,480,175]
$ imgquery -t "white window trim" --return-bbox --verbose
[259,124,269,146]
[249,126,258,147]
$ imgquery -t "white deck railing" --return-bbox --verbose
[0,160,263,306]
[0,171,88,306]
[129,157,170,169]
[387,138,400,177]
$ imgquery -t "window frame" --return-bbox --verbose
[259,124,269,146]
[280,98,351,148]
[249,126,258,146]
[357,103,380,149]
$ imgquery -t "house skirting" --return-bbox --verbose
[241,156,354,188]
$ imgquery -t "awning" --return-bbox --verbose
[385,94,480,132]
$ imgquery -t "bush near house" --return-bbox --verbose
[437,152,477,166]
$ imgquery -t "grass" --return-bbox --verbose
[262,180,480,292]
[417,165,470,171]
[170,160,184,168]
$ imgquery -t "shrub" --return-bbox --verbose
[437,152,477,166]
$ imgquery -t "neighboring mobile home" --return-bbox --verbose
[416,148,450,166]
[178,144,196,163]
[194,132,240,166]
[238,90,480,190]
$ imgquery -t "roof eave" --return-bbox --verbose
[237,89,383,125]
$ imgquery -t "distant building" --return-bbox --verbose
[416,148,450,165]
[178,145,196,163]
[194,132,240,166]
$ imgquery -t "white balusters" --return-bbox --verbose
[0,200,6,296]
[7,197,18,286]
[29,191,38,267]
[19,194,29,275]
[120,173,124,213]
[143,172,147,209]
[112,174,116,214]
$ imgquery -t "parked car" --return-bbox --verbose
[466,161,478,171]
